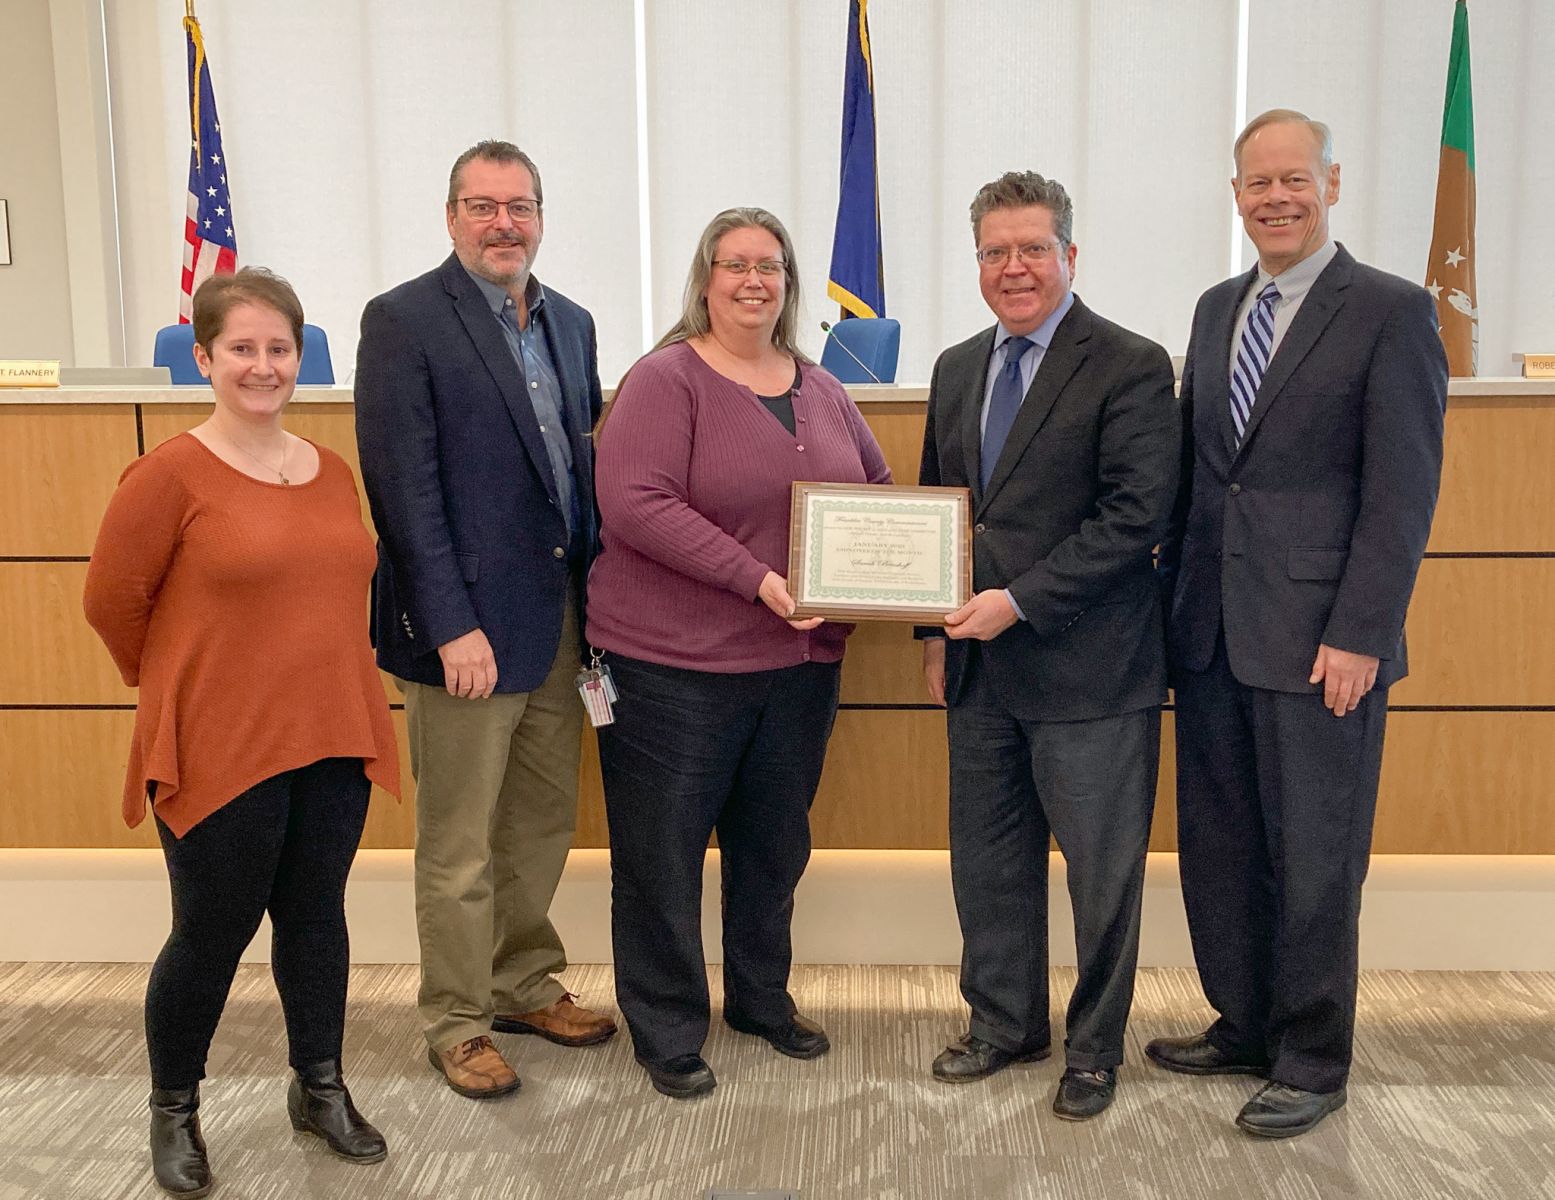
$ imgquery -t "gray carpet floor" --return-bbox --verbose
[0,963,1551,1200]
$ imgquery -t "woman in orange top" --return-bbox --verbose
[84,268,400,1199]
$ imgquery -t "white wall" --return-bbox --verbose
[0,0,75,362]
[82,1,1555,383]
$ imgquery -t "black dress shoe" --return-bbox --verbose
[638,1054,717,1099]
[723,1009,830,1060]
[1052,1067,1117,1121]
[149,1085,212,1199]
[287,1060,388,1163]
[1145,1032,1268,1076]
[1236,1082,1346,1138]
[931,1034,1050,1083]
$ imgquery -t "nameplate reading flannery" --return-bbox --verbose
[0,361,61,388]
[1524,354,1555,379]
[788,482,972,623]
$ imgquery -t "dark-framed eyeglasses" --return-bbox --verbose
[457,196,542,223]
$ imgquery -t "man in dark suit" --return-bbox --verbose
[918,171,1179,1121]
[355,140,615,1100]
[1148,110,1446,1138]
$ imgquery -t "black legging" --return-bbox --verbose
[146,757,370,1089]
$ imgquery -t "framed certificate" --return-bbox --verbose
[788,482,973,622]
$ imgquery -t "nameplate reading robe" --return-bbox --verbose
[787,483,972,623]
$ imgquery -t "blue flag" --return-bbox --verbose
[827,0,885,319]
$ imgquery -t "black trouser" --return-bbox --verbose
[597,655,840,1066]
[1173,632,1388,1095]
[947,651,1159,1072]
[146,758,371,1089]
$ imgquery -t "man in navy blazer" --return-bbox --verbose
[1150,111,1446,1137]
[356,140,615,1100]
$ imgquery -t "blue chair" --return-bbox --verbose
[153,322,336,385]
[820,317,900,384]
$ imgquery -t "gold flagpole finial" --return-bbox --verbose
[185,0,196,19]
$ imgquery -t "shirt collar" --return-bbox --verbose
[1256,239,1337,303]
[463,265,546,321]
[995,289,1075,355]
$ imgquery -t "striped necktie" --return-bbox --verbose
[980,335,1034,491]
[1230,281,1281,445]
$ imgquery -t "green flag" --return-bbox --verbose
[1426,0,1476,376]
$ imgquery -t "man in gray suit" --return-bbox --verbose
[1150,110,1446,1138]
[918,172,1179,1120]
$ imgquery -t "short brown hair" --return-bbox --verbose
[191,267,305,352]
[447,140,544,208]
[969,172,1075,247]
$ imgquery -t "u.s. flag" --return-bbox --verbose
[178,13,237,322]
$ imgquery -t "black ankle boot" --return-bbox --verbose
[149,1085,212,1198]
[287,1060,388,1163]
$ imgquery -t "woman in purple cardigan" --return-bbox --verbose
[588,207,890,1099]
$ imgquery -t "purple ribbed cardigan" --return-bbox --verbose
[586,341,892,673]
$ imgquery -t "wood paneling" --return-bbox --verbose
[1431,400,1555,552]
[10,706,1555,854]
[839,621,925,704]
[859,402,930,486]
[1395,559,1555,705]
[0,711,156,848]
[812,709,951,848]
[2,406,139,556]
[0,562,135,704]
[7,394,1555,854]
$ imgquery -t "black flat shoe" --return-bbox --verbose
[723,1009,830,1060]
[1236,1082,1347,1138]
[149,1085,212,1198]
[287,1060,388,1163]
[1145,1032,1269,1077]
[1052,1067,1117,1121]
[638,1053,717,1099]
[931,1033,1050,1083]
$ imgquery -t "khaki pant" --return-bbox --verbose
[403,596,583,1052]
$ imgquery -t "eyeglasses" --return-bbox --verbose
[976,241,1062,267]
[457,196,541,222]
[712,259,787,277]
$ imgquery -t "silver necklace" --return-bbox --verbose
[228,434,290,484]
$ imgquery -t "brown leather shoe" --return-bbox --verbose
[427,1036,521,1099]
[492,994,617,1047]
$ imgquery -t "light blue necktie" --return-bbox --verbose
[1230,281,1281,445]
[980,335,1033,491]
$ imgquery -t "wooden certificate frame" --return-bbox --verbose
[787,482,973,623]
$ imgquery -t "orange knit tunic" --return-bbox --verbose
[83,433,401,837]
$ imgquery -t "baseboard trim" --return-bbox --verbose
[2,849,1551,969]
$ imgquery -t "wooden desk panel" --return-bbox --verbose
[1431,400,1555,552]
[3,406,139,556]
[1395,559,1555,706]
[0,711,156,848]
[0,562,134,704]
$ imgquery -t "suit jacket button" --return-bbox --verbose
[974,523,986,534]
[553,546,566,559]
[1228,483,1242,495]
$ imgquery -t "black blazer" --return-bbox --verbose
[354,254,603,693]
[918,295,1180,723]
[1158,244,1447,694]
